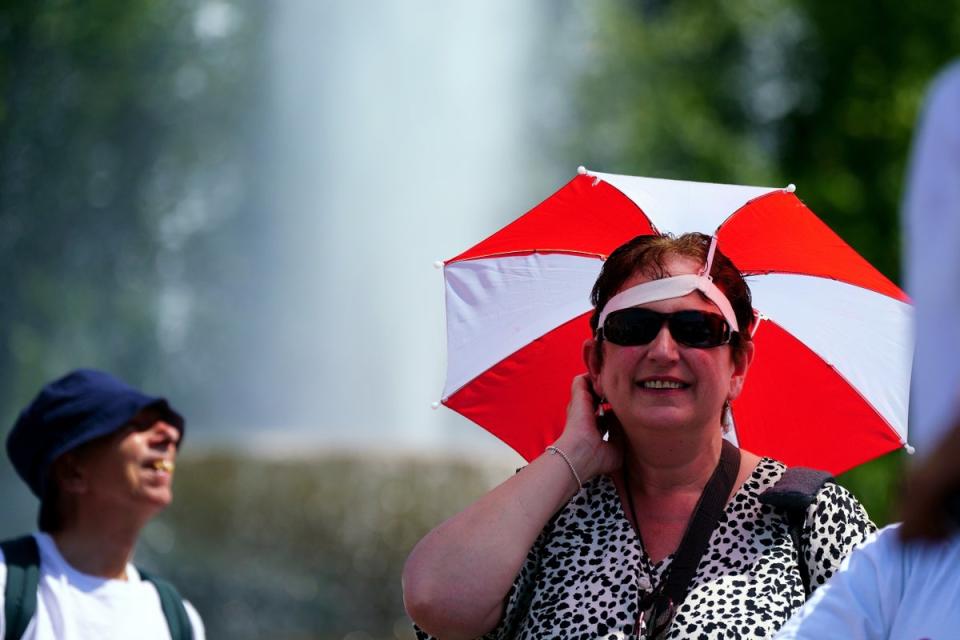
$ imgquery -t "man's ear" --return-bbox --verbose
[53,453,87,495]
[582,338,604,397]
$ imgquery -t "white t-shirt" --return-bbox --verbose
[903,61,960,457]
[0,533,205,640]
[774,524,960,640]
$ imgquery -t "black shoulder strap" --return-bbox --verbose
[759,466,834,598]
[1,536,40,640]
[638,441,741,635]
[663,439,741,604]
[138,568,194,640]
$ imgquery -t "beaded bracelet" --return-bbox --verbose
[546,445,582,491]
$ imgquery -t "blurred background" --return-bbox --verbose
[2,1,958,637]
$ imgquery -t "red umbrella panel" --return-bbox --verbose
[440,168,913,475]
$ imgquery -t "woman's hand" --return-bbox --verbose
[551,374,623,484]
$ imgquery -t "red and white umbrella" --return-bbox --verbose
[439,168,913,475]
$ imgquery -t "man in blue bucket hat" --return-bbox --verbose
[1,369,205,639]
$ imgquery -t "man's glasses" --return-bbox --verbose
[598,308,732,348]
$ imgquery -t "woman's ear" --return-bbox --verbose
[728,340,756,401]
[582,338,604,397]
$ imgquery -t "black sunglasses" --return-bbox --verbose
[598,308,732,348]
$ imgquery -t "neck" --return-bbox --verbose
[622,426,723,497]
[52,510,151,580]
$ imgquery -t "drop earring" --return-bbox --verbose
[721,400,733,433]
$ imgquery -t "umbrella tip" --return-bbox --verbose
[904,443,916,455]
[433,260,444,269]
[785,183,796,193]
[431,401,441,410]
[577,165,588,175]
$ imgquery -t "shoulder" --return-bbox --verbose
[749,456,788,493]
[563,474,623,524]
[802,479,875,587]
[541,474,626,548]
[803,477,875,545]
[927,61,960,110]
[866,524,960,570]
[184,599,206,640]
[914,61,960,153]
[810,480,871,519]
[847,524,902,558]
[752,461,872,531]
[136,567,206,639]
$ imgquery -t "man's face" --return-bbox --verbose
[63,408,181,515]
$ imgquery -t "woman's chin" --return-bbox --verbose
[619,403,715,435]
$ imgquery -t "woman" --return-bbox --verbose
[403,233,874,639]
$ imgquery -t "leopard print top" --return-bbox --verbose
[416,457,874,640]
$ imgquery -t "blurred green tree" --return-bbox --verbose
[0,0,265,428]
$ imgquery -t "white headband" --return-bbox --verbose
[596,237,740,333]
[597,274,740,332]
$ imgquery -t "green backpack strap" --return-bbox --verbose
[137,569,194,640]
[759,467,834,599]
[1,535,40,640]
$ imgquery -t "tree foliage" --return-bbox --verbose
[0,0,264,427]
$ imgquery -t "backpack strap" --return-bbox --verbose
[759,467,834,599]
[1,536,40,640]
[137,569,194,640]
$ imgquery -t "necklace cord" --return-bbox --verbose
[623,440,742,637]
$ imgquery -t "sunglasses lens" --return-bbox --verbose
[602,309,730,348]
[669,311,729,347]
[602,309,663,346]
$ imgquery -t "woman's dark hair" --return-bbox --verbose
[589,233,753,356]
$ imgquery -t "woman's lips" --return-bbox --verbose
[636,377,691,390]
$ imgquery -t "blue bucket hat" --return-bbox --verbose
[6,369,185,498]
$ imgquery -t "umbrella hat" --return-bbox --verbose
[440,168,912,475]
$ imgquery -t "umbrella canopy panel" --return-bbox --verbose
[441,171,913,474]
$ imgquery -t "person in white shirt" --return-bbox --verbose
[775,61,960,640]
[1,368,205,640]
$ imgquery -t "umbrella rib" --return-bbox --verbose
[452,249,610,262]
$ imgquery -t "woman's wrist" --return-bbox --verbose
[546,445,582,494]
[551,435,600,486]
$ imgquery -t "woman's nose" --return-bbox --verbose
[646,323,680,361]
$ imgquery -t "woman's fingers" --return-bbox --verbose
[555,375,622,479]
[566,375,601,435]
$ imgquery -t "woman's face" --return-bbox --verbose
[586,253,753,436]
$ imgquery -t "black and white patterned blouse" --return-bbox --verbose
[416,457,875,640]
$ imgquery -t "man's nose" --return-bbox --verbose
[149,421,181,448]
